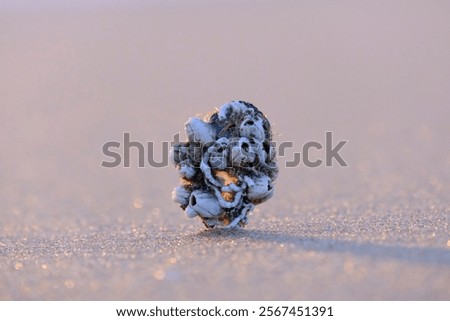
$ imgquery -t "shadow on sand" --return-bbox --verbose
[195,228,450,266]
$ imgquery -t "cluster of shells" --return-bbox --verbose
[171,101,278,228]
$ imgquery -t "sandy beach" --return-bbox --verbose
[1,0,449,300]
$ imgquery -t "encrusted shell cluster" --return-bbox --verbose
[171,101,278,228]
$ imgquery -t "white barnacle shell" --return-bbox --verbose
[189,190,223,218]
[170,143,189,166]
[184,205,198,218]
[243,175,255,187]
[230,137,256,166]
[208,138,229,170]
[246,175,273,204]
[179,162,197,179]
[200,153,223,188]
[209,150,228,169]
[214,188,243,208]
[218,101,249,121]
[185,118,216,144]
[246,139,267,168]
[228,183,242,192]
[239,116,265,141]
[225,203,254,228]
[169,146,177,166]
[266,141,277,162]
[171,185,191,206]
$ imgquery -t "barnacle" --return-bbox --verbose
[171,101,278,228]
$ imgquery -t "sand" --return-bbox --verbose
[0,1,449,300]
